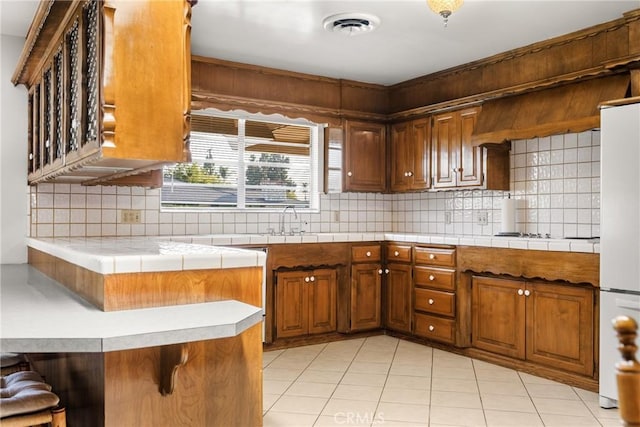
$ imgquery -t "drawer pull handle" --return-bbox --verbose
[429,325,435,332]
[517,289,524,296]
[428,298,435,305]
[366,251,371,257]
[394,251,400,256]
[429,275,435,281]
[429,254,435,260]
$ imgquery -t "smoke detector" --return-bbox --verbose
[323,13,381,36]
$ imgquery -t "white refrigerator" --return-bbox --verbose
[599,100,640,408]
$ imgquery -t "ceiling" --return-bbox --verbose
[2,0,639,86]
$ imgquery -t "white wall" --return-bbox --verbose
[1,35,29,264]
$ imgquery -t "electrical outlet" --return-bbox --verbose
[476,211,488,226]
[444,211,452,224]
[333,210,340,222]
[121,209,142,224]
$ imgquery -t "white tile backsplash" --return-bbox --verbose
[29,131,600,240]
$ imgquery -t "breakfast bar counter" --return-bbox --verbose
[17,238,266,427]
[0,264,262,353]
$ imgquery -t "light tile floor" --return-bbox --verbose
[262,335,620,427]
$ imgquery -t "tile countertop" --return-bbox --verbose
[27,233,598,276]
[27,237,267,275]
[0,264,263,353]
[166,232,600,254]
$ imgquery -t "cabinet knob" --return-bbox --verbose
[404,172,408,177]
[347,171,353,177]
[394,251,400,256]
[429,254,435,260]
[517,289,524,296]
[429,275,435,281]
[524,289,530,297]
[385,269,389,274]
[428,325,435,332]
[366,251,371,257]
[407,171,413,177]
[305,276,310,283]
[378,269,383,275]
[428,298,435,305]
[310,276,315,282]
[45,140,50,148]
[29,153,33,160]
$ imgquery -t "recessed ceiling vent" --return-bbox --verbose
[323,13,381,36]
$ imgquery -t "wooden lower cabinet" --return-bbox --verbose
[472,276,526,359]
[414,312,455,343]
[385,263,412,333]
[526,281,594,376]
[276,268,337,339]
[351,263,382,331]
[472,276,594,376]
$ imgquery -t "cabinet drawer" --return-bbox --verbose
[387,244,412,263]
[414,288,455,317]
[414,247,456,267]
[352,245,381,263]
[414,266,455,291]
[414,313,455,344]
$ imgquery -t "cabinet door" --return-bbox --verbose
[276,271,308,338]
[411,118,431,190]
[431,111,458,189]
[308,269,337,335]
[390,122,411,191]
[385,263,412,333]
[344,121,386,192]
[458,108,483,187]
[351,264,382,331]
[472,276,526,359]
[526,282,594,376]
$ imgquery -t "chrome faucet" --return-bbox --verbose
[279,205,298,235]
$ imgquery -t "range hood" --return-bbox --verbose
[472,74,630,145]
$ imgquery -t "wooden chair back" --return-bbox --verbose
[613,315,640,427]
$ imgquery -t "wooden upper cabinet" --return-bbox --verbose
[344,120,387,192]
[432,107,509,191]
[13,0,193,187]
[432,111,458,189]
[458,108,483,187]
[390,118,430,191]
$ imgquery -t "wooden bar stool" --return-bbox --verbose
[0,371,66,427]
[613,316,640,427]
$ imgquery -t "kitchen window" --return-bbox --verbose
[161,110,322,211]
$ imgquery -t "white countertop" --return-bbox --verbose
[28,237,267,274]
[0,264,263,353]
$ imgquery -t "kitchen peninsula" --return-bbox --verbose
[1,238,265,427]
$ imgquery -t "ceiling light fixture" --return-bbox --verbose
[427,0,463,27]
[322,13,381,36]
